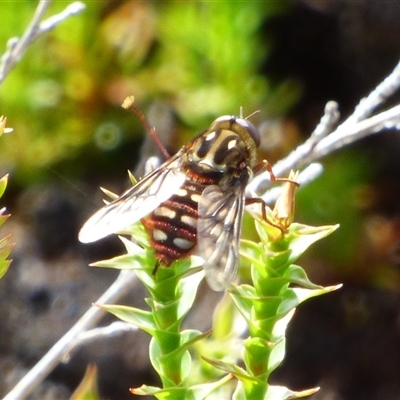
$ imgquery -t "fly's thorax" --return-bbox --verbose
[186,127,255,176]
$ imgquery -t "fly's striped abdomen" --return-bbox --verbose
[142,175,212,265]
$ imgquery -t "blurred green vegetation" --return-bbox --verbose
[297,149,372,263]
[1,1,394,288]
[0,0,298,185]
[0,174,13,280]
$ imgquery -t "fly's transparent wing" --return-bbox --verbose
[79,153,186,243]
[197,181,245,291]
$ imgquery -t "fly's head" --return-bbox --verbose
[186,115,260,175]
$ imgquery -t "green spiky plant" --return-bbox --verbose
[93,171,340,399]
[0,117,14,280]
[0,173,12,280]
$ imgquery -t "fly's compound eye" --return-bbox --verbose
[210,115,260,148]
[234,117,260,148]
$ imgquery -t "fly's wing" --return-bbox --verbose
[197,181,246,291]
[78,152,186,243]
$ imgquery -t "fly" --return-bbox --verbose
[79,98,264,291]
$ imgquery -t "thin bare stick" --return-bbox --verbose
[0,1,85,83]
[3,270,138,400]
[62,321,138,362]
[248,59,400,198]
[342,60,400,126]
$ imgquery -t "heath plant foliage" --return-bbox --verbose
[92,173,340,399]
[0,173,13,280]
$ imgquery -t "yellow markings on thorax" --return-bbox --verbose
[205,131,216,141]
[227,139,238,150]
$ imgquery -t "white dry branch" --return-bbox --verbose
[248,60,400,200]
[0,0,85,84]
[3,270,139,400]
[62,322,139,363]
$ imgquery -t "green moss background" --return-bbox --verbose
[0,1,297,185]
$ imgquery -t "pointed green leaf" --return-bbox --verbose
[121,231,151,252]
[212,293,238,339]
[0,239,14,260]
[130,384,162,396]
[150,330,210,381]
[283,265,324,289]
[149,297,181,329]
[229,285,255,321]
[266,335,287,372]
[0,258,12,280]
[91,252,148,270]
[99,186,119,200]
[177,264,204,319]
[133,382,234,400]
[292,284,342,304]
[70,364,100,400]
[127,169,138,185]
[265,385,320,399]
[0,213,10,228]
[130,385,187,399]
[0,174,8,198]
[240,240,265,269]
[149,336,192,382]
[190,374,234,399]
[98,304,156,334]
[286,223,339,264]
[275,290,299,316]
[120,223,151,249]
[0,245,13,264]
[230,283,257,298]
[271,309,295,339]
[202,356,258,383]
[0,235,14,279]
[177,329,211,354]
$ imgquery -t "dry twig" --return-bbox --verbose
[248,60,400,200]
[0,0,85,83]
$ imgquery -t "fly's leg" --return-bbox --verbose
[247,168,300,235]
[253,160,299,187]
[245,197,286,236]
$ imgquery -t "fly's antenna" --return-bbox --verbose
[245,110,261,120]
[122,96,171,160]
